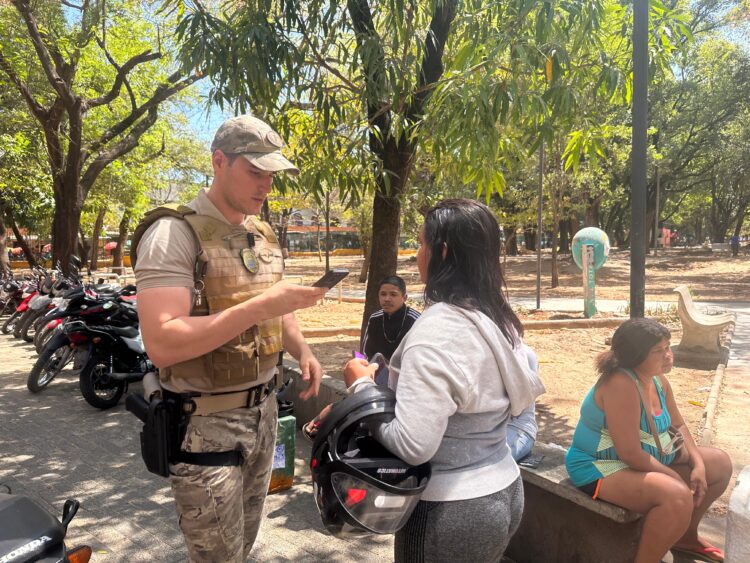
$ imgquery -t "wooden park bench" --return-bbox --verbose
[672,285,734,368]
[505,443,642,563]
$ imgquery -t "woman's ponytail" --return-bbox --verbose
[595,350,619,384]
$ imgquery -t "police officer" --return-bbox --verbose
[132,115,327,562]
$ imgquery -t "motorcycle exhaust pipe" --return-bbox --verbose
[107,372,146,382]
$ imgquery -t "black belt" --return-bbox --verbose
[174,450,242,467]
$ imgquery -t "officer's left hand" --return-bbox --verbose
[298,351,323,400]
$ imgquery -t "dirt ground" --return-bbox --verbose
[289,250,746,516]
[286,248,750,303]
[303,323,708,448]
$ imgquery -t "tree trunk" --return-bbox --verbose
[353,0,458,330]
[584,198,600,227]
[363,188,403,331]
[524,228,536,251]
[112,210,131,269]
[7,209,38,269]
[503,226,518,256]
[90,206,107,270]
[316,213,322,262]
[52,181,84,273]
[359,241,371,283]
[0,203,10,275]
[551,224,559,288]
[559,219,570,254]
[734,204,747,237]
[261,200,271,224]
[78,227,90,269]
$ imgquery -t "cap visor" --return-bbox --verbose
[242,152,299,176]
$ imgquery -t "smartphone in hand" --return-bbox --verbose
[312,268,349,289]
[352,351,367,360]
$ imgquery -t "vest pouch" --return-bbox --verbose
[161,354,214,385]
[209,327,260,385]
[258,317,283,357]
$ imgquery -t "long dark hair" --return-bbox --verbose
[422,198,523,346]
[595,318,670,383]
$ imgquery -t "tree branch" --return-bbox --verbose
[12,0,76,108]
[85,37,162,111]
[404,0,458,123]
[81,106,160,196]
[87,72,202,155]
[0,48,48,121]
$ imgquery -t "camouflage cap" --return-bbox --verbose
[211,115,299,176]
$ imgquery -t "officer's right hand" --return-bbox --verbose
[256,280,328,318]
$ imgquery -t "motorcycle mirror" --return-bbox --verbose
[61,499,80,529]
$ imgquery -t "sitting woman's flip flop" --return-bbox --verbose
[671,544,724,562]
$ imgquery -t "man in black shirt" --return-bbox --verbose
[361,275,420,361]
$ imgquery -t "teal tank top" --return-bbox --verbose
[565,370,677,487]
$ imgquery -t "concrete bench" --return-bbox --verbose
[672,285,734,368]
[505,443,643,563]
[711,242,730,252]
[726,466,750,563]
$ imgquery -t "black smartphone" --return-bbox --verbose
[369,352,390,387]
[517,453,544,469]
[312,268,349,288]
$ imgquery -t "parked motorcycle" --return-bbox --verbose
[0,486,91,563]
[26,286,140,406]
[18,276,76,343]
[1,276,40,335]
[74,304,151,410]
[0,276,22,318]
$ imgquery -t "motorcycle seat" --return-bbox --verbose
[90,284,119,295]
[107,325,140,338]
[0,494,65,562]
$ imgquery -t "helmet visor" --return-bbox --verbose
[332,472,421,534]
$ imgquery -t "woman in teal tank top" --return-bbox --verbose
[565,319,732,563]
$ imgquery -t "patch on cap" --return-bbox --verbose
[265,131,283,148]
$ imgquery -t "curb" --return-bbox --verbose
[301,316,631,338]
[700,363,727,446]
[699,323,736,446]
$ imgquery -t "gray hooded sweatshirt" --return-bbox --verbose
[352,302,545,502]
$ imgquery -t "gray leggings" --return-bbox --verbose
[394,476,524,563]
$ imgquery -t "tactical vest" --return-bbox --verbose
[131,204,283,388]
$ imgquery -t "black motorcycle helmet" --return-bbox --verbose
[310,385,431,538]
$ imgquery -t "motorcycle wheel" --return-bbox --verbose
[34,323,56,353]
[19,309,44,343]
[79,355,125,410]
[1,310,21,334]
[13,309,34,339]
[27,344,74,392]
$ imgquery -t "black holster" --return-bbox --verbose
[126,392,242,478]
[126,393,181,477]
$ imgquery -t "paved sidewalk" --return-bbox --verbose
[0,334,392,562]
[1,299,745,562]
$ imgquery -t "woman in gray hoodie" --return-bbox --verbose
[345,198,545,563]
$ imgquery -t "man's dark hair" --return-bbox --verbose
[379,275,406,294]
[422,198,523,346]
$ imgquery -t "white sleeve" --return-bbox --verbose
[373,344,469,466]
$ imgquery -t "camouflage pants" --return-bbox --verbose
[169,394,278,563]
